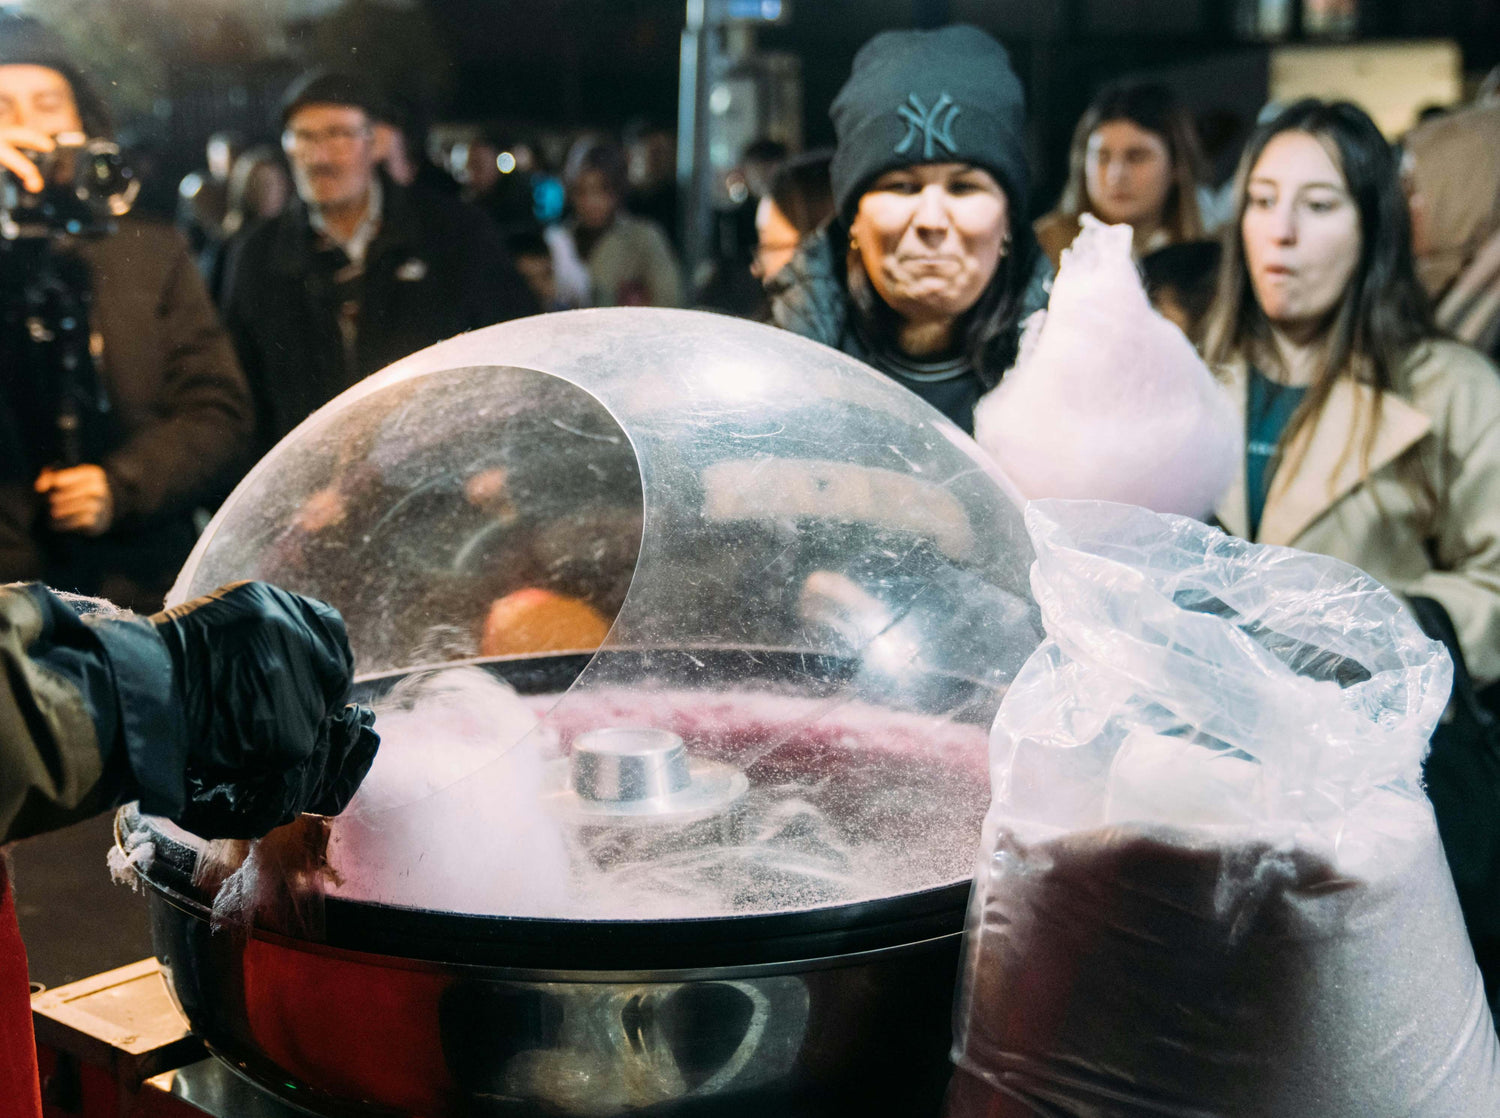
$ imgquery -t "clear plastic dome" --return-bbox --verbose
[173,309,1042,920]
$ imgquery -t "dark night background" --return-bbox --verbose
[421,0,1500,205]
[28,0,1499,221]
[7,0,1500,1005]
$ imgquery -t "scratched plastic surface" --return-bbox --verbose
[171,309,1046,919]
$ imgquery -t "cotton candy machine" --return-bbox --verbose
[116,309,1042,1117]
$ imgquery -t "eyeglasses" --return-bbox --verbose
[282,125,371,154]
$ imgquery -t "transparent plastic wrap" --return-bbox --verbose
[160,308,1043,927]
[948,499,1500,1118]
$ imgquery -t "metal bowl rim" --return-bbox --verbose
[140,871,963,984]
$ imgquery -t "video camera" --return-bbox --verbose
[0,131,138,240]
[0,130,132,468]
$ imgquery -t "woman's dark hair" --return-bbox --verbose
[1142,239,1222,340]
[1056,81,1206,242]
[846,175,1042,389]
[563,138,628,197]
[222,146,287,236]
[1202,98,1434,478]
[0,15,113,138]
[767,150,834,238]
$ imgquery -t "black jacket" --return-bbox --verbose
[767,225,1052,434]
[222,178,538,452]
[0,220,254,611]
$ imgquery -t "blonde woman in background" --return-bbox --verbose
[1035,82,1207,269]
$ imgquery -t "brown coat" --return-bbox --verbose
[0,219,253,611]
[1033,212,1083,272]
[1405,104,1500,303]
[1216,340,1500,683]
[1406,104,1500,357]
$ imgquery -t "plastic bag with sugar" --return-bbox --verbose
[947,499,1500,1117]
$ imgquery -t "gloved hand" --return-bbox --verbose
[147,582,379,840]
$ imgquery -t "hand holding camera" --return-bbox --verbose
[0,124,54,194]
[0,127,137,238]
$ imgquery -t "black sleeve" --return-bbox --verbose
[218,230,277,458]
[0,584,186,843]
[453,202,540,328]
[1409,592,1500,999]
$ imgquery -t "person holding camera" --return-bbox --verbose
[0,21,253,613]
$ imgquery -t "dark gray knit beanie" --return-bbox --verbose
[830,24,1028,222]
[0,14,113,137]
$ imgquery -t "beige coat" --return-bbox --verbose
[1405,104,1500,355]
[576,213,684,309]
[1216,340,1500,684]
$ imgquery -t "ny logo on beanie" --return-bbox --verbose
[895,93,961,160]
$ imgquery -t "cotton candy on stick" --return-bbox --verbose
[974,216,1239,518]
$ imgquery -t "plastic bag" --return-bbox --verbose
[973,216,1239,519]
[948,499,1500,1117]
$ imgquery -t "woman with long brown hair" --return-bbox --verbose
[1205,97,1500,1004]
[1036,82,1207,268]
[1204,98,1499,601]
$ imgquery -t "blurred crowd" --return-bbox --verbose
[153,23,1500,1006]
[1,12,1498,640]
[0,9,1498,1070]
[2,13,1497,636]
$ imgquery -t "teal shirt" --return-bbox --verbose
[1246,367,1307,539]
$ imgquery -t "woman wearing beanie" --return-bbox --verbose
[768,25,1050,435]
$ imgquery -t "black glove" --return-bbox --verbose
[142,581,379,840]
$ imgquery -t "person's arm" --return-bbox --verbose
[100,232,255,525]
[457,204,540,328]
[218,233,277,457]
[544,226,592,308]
[0,585,115,844]
[766,230,848,348]
[0,582,187,845]
[0,127,52,196]
[0,581,378,845]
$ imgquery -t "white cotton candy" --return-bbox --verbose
[974,216,1239,518]
[326,667,574,916]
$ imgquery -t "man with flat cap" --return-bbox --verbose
[222,69,538,453]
